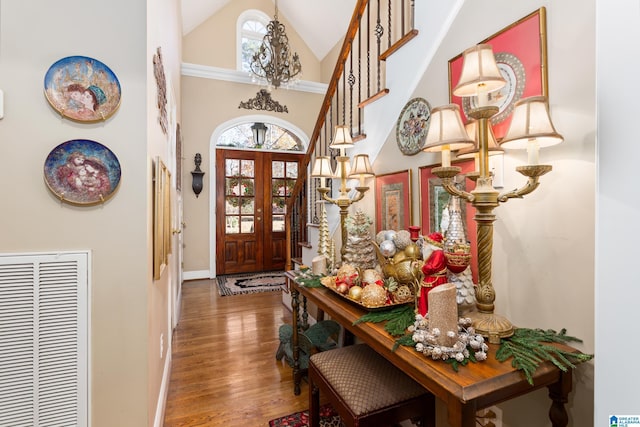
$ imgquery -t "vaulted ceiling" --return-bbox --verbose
[180,0,357,60]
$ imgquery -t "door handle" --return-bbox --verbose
[172,229,182,234]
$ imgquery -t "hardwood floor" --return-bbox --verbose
[163,279,308,426]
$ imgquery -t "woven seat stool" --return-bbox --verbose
[309,344,435,427]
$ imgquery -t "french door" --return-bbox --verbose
[215,149,301,275]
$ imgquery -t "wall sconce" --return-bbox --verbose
[251,122,268,148]
[191,153,205,197]
[423,44,563,343]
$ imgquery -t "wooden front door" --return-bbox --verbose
[216,149,301,275]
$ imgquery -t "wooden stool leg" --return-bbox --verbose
[309,379,321,427]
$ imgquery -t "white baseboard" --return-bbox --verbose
[183,270,212,281]
[153,347,172,427]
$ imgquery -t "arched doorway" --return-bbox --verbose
[210,116,308,275]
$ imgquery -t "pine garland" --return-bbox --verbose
[354,308,594,381]
[496,328,594,385]
[297,273,325,288]
[353,305,415,336]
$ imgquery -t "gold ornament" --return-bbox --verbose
[361,284,387,307]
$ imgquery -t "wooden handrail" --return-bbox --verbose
[285,0,370,271]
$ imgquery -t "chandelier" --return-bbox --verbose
[250,0,302,89]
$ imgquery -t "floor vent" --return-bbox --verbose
[0,251,89,426]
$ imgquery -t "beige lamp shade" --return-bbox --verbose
[329,125,354,150]
[423,104,475,152]
[457,120,504,159]
[311,156,334,178]
[453,44,506,98]
[348,154,374,179]
[500,96,564,149]
[333,157,351,178]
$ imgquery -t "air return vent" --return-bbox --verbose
[0,252,89,426]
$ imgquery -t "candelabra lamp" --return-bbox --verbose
[424,44,563,343]
[311,125,375,262]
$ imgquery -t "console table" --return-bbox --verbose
[286,271,577,427]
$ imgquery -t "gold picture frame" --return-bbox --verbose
[153,157,172,280]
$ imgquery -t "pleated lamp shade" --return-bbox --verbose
[453,44,506,98]
[329,125,354,150]
[423,104,475,152]
[348,154,374,179]
[311,156,334,178]
[500,96,564,149]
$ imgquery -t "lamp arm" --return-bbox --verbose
[317,188,338,205]
[352,187,369,203]
[441,179,475,203]
[497,164,552,203]
[497,177,541,202]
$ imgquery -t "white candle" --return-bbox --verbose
[312,255,327,275]
[442,147,451,168]
[527,140,539,165]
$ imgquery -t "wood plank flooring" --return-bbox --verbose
[163,279,308,426]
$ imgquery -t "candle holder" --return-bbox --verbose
[424,45,563,343]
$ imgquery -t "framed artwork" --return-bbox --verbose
[153,157,172,280]
[419,159,477,282]
[374,169,412,232]
[153,47,168,134]
[448,7,548,140]
[395,97,432,155]
[44,139,121,205]
[44,55,121,122]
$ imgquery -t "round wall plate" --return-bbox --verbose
[396,97,432,156]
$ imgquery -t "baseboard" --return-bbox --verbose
[183,270,212,281]
[153,347,172,427]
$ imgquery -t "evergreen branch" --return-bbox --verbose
[353,305,414,326]
[297,274,325,288]
[393,333,416,351]
[497,328,594,385]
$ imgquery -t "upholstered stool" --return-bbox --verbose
[308,344,435,427]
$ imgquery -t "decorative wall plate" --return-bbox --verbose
[396,97,432,156]
[44,139,121,205]
[44,56,121,122]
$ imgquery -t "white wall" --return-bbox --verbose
[357,1,595,425]
[595,0,640,423]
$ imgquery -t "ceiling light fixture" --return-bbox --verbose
[250,0,302,89]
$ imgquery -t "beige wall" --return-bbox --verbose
[180,76,323,273]
[0,0,180,425]
[183,0,321,83]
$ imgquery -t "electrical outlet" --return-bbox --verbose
[160,333,164,358]
[477,406,502,427]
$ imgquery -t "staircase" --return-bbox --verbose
[285,0,465,271]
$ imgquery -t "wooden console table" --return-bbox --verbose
[286,271,577,427]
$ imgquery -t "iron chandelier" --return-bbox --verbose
[250,0,302,89]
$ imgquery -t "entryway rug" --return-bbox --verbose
[268,404,344,427]
[216,271,286,296]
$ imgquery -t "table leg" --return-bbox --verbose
[291,286,301,395]
[447,400,477,427]
[548,369,572,427]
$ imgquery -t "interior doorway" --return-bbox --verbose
[215,148,301,275]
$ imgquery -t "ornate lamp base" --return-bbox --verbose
[467,310,514,344]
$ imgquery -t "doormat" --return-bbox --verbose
[216,271,286,296]
[268,404,343,427]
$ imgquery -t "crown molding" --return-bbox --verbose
[181,63,328,94]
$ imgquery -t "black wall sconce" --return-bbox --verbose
[191,153,205,197]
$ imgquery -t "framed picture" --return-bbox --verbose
[43,139,121,205]
[44,55,121,122]
[396,97,432,156]
[153,157,172,280]
[419,159,477,282]
[374,169,412,232]
[448,7,548,140]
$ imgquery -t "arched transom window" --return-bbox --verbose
[217,122,303,152]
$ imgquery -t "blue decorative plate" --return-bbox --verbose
[44,56,121,122]
[44,139,121,205]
